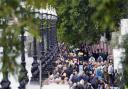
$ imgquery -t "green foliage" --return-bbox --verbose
[53,0,101,45]
[89,0,128,31]
[52,0,128,45]
[0,0,21,77]
[0,26,21,78]
[26,0,47,8]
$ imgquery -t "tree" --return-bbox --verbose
[51,0,128,45]
[89,0,128,40]
[52,0,100,45]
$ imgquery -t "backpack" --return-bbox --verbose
[87,64,93,71]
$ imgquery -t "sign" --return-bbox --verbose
[113,48,125,73]
[79,65,83,73]
[121,19,128,35]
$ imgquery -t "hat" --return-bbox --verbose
[80,79,84,85]
[78,52,83,56]
[69,53,74,56]
[63,73,67,77]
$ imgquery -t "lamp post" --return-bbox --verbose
[49,14,53,49]
[30,8,40,83]
[46,7,58,74]
[45,9,51,71]
[46,8,53,51]
[50,15,54,47]
[50,8,58,47]
[45,8,58,73]
[1,71,11,89]
[46,13,50,51]
[48,7,54,50]
[52,9,58,59]
[39,7,53,88]
[18,29,29,89]
[39,8,51,89]
[18,1,29,89]
[39,8,45,89]
[50,15,56,48]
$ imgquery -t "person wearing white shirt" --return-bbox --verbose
[108,63,114,86]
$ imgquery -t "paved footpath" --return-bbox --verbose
[27,83,70,89]
[0,53,33,89]
[27,84,119,89]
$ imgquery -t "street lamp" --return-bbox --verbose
[52,8,58,60]
[46,7,53,51]
[46,14,49,52]
[52,8,58,71]
[46,7,57,73]
[18,1,29,89]
[42,8,52,74]
[39,8,52,89]
[30,8,40,83]
[39,8,46,89]
[51,8,58,47]
[47,7,54,51]
[28,8,44,88]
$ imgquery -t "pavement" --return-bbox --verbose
[27,83,70,89]
[0,52,33,89]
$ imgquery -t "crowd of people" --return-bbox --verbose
[44,42,120,89]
